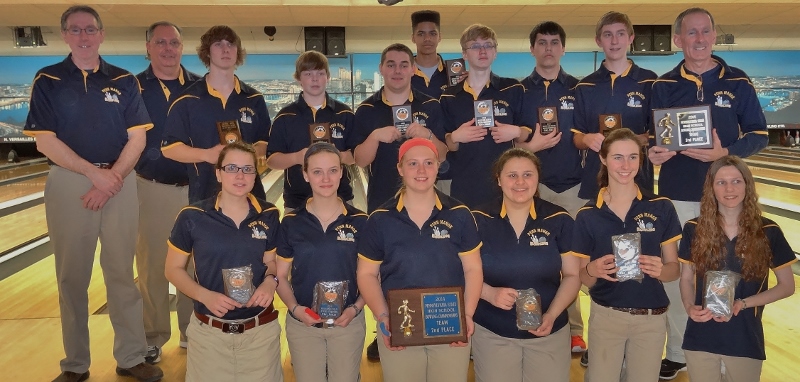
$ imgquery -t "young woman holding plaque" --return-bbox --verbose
[470,148,580,382]
[357,137,483,382]
[572,128,682,382]
[678,156,795,382]
[275,142,368,382]
[165,142,282,381]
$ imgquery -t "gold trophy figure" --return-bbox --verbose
[659,113,675,145]
[398,299,416,337]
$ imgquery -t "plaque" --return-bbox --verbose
[221,265,255,304]
[703,270,741,320]
[474,99,495,128]
[652,106,713,150]
[599,114,622,137]
[392,105,412,138]
[217,120,242,145]
[309,122,332,144]
[386,286,467,347]
[516,288,543,330]
[612,233,643,282]
[312,280,348,327]
[538,106,559,135]
[445,58,465,87]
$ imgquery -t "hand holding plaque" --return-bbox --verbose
[309,122,332,144]
[392,105,412,139]
[445,58,465,87]
[386,287,467,347]
[222,265,255,305]
[599,114,622,137]
[538,107,559,135]
[703,270,741,320]
[516,288,543,330]
[652,106,713,150]
[474,99,495,128]
[312,280,348,327]
[217,120,242,145]
[612,233,643,282]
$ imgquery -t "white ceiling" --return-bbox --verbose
[2,1,799,55]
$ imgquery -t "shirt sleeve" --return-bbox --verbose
[168,208,196,255]
[571,210,594,259]
[456,207,481,253]
[162,96,193,148]
[572,84,592,134]
[556,213,575,255]
[266,113,290,155]
[335,109,355,152]
[24,71,58,135]
[765,223,796,269]
[725,78,768,158]
[358,213,386,262]
[661,200,683,245]
[263,207,280,253]
[351,104,374,148]
[424,99,447,141]
[274,215,294,259]
[254,95,271,144]
[678,221,697,263]
[120,74,153,130]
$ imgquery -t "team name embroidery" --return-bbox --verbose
[559,96,575,110]
[430,220,453,239]
[335,223,357,242]
[102,87,121,103]
[413,111,429,127]
[494,100,510,116]
[714,91,734,108]
[239,107,254,123]
[330,122,345,139]
[248,221,270,239]
[633,213,657,232]
[527,228,551,247]
[626,92,645,108]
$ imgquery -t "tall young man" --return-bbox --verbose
[410,10,448,99]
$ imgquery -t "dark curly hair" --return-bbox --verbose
[197,25,246,68]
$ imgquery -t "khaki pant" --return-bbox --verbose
[46,166,146,372]
[684,350,763,382]
[186,314,283,382]
[135,176,193,347]
[377,324,471,382]
[285,312,366,382]
[539,183,588,337]
[664,200,700,363]
[472,323,570,382]
[585,301,666,382]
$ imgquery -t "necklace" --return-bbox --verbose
[310,202,340,225]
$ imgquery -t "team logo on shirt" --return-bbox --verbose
[239,107,255,124]
[335,224,357,242]
[493,100,510,117]
[102,87,121,103]
[559,96,575,110]
[330,122,345,139]
[714,91,734,108]
[633,213,657,232]
[248,221,270,239]
[626,92,645,108]
[527,228,550,247]
[430,220,453,239]
[413,111,429,127]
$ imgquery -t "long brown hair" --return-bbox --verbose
[492,147,542,199]
[597,128,643,188]
[690,156,770,280]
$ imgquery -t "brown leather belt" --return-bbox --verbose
[610,306,668,315]
[137,173,189,187]
[195,309,278,334]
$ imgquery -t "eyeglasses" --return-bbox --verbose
[466,43,497,51]
[64,27,100,35]
[153,39,182,49]
[219,164,257,174]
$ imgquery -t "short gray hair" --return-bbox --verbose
[146,21,183,42]
[61,5,103,31]
[673,8,715,35]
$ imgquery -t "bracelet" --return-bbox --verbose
[738,298,748,309]
[585,263,594,278]
[377,312,389,320]
[291,305,300,316]
[265,273,279,287]
[347,304,362,315]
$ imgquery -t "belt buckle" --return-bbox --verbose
[223,322,245,334]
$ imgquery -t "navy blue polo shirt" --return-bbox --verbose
[162,75,270,203]
[358,191,482,298]
[276,201,367,308]
[573,60,657,199]
[440,73,527,208]
[679,217,796,360]
[268,93,355,209]
[652,55,768,202]
[352,88,446,212]
[135,65,200,185]
[520,68,582,193]
[472,198,575,339]
[24,55,153,163]
[572,188,681,309]
[168,194,280,320]
[412,54,448,99]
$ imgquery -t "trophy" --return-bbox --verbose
[516,288,543,330]
[538,106,559,135]
[703,270,742,321]
[221,265,255,304]
[217,120,242,145]
[652,106,713,151]
[474,99,495,128]
[312,280,348,327]
[612,233,643,282]
[445,58,465,86]
[599,114,622,137]
[309,122,332,144]
[392,105,412,138]
[386,286,467,347]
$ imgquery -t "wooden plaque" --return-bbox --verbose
[217,120,242,145]
[309,122,332,144]
[538,106,559,135]
[386,286,467,347]
[599,114,622,137]
[474,99,495,128]
[445,58,465,86]
[652,105,713,151]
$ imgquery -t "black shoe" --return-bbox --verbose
[52,371,90,382]
[116,362,164,382]
[580,350,589,367]
[144,345,161,364]
[366,336,380,362]
[659,359,687,380]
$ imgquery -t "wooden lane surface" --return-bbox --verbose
[0,203,47,253]
[0,175,45,204]
[0,162,48,181]
[751,166,800,184]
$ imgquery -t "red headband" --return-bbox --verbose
[398,137,438,162]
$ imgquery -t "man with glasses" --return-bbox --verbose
[24,5,163,382]
[134,21,200,364]
[649,8,767,380]
[440,24,529,208]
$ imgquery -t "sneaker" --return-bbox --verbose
[116,362,164,382]
[366,336,380,362]
[52,371,90,382]
[659,359,687,380]
[571,335,587,352]
[144,345,161,364]
[580,351,589,367]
